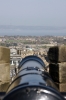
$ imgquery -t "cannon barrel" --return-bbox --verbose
[3,55,65,100]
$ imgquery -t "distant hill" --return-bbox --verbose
[0,25,66,30]
[0,25,66,36]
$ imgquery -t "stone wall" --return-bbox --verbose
[0,46,10,92]
[48,45,66,92]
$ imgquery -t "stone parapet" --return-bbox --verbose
[48,45,66,92]
[0,46,10,92]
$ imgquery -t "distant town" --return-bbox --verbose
[0,35,66,67]
[0,35,66,61]
[0,36,66,53]
[0,35,66,48]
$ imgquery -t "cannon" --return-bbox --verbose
[3,55,65,100]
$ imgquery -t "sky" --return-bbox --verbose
[0,0,66,36]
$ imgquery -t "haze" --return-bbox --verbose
[0,0,66,36]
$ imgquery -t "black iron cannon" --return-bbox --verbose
[3,55,65,100]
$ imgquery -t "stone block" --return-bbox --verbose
[48,45,66,63]
[0,82,10,92]
[55,82,66,92]
[0,46,10,64]
[0,63,10,83]
[49,62,66,83]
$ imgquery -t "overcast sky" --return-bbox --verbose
[0,0,66,36]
